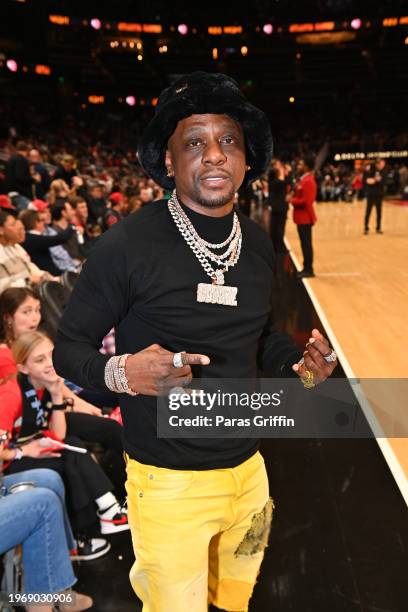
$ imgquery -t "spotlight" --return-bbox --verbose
[351,18,362,30]
[126,96,136,106]
[263,23,273,35]
[137,54,143,61]
[240,46,248,56]
[136,42,142,50]
[178,24,188,35]
[212,47,218,60]
[6,59,18,72]
[90,18,101,30]
[289,96,295,103]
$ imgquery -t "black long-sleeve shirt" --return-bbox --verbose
[21,226,74,276]
[5,154,35,198]
[54,199,302,469]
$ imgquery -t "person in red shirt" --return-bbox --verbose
[0,331,129,553]
[103,192,128,229]
[289,155,317,278]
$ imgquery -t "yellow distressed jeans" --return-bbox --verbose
[125,451,273,612]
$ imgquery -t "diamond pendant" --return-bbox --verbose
[214,270,225,285]
[197,283,238,306]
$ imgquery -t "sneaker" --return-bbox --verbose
[58,590,93,612]
[98,502,130,535]
[364,228,369,234]
[296,269,315,279]
[376,229,383,234]
[70,536,111,561]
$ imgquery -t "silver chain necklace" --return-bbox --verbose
[168,190,241,306]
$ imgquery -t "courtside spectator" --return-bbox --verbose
[19,209,74,276]
[0,211,51,292]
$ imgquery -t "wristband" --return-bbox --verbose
[51,402,67,411]
[13,448,23,460]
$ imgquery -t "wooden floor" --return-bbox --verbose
[285,198,408,493]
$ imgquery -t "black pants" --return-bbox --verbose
[297,224,314,272]
[77,388,118,408]
[65,412,126,496]
[365,195,383,230]
[270,211,287,254]
[6,435,113,534]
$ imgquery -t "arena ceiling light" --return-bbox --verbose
[126,96,136,106]
[90,18,102,30]
[178,24,188,35]
[6,59,18,72]
[350,18,362,30]
[263,24,273,35]
[240,46,248,56]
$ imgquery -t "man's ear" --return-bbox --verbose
[165,150,174,177]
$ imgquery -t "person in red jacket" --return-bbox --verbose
[289,155,317,278]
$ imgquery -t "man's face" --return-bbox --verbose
[76,200,88,220]
[297,159,306,175]
[35,214,47,233]
[91,186,103,199]
[166,114,246,209]
[0,215,24,245]
[62,159,73,171]
[42,209,51,225]
[139,188,152,204]
[64,203,75,222]
[29,149,41,164]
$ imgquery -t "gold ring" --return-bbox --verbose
[302,369,315,389]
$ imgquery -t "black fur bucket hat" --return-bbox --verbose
[138,71,273,189]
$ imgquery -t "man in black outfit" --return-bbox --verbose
[5,142,38,209]
[53,155,77,188]
[268,159,289,254]
[54,72,337,611]
[19,209,74,276]
[364,159,386,234]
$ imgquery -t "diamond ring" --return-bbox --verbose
[324,349,337,363]
[173,352,187,368]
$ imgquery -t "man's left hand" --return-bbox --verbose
[292,328,337,386]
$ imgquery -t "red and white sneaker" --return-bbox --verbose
[70,536,111,561]
[97,502,129,535]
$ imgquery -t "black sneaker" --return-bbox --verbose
[70,536,111,561]
[364,228,369,234]
[376,229,383,234]
[296,269,315,279]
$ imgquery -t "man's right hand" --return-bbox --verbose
[124,344,210,396]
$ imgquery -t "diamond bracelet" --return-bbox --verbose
[104,354,139,395]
